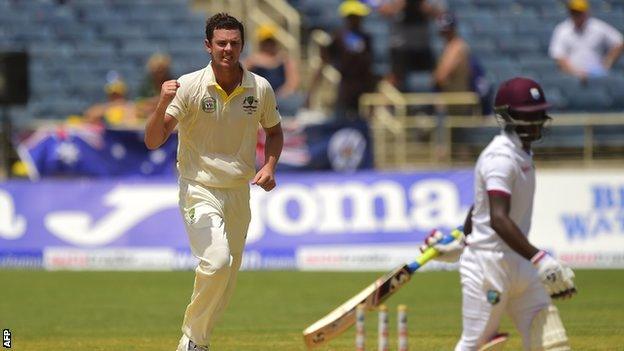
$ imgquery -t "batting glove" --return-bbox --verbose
[531,250,577,299]
[419,228,466,263]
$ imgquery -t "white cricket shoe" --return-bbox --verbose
[177,334,210,351]
[188,340,209,351]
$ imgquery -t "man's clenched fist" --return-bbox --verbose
[160,80,180,105]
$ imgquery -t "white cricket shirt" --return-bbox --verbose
[467,131,536,251]
[166,63,281,188]
[549,17,623,73]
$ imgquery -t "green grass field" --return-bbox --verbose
[1,270,623,350]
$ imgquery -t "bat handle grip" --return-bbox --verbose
[407,227,463,273]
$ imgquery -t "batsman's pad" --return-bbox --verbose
[530,305,570,351]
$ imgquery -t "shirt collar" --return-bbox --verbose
[567,17,592,33]
[205,61,255,88]
[501,130,534,157]
[500,130,524,150]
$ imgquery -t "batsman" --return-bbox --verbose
[422,77,576,351]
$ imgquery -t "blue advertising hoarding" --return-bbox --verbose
[0,170,473,270]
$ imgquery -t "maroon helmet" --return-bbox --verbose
[494,77,552,141]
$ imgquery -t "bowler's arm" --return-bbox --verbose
[144,80,179,149]
[263,123,283,171]
[144,108,178,150]
[252,123,283,192]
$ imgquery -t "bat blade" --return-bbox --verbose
[302,228,462,349]
[478,333,509,351]
[302,264,412,348]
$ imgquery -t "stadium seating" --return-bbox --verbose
[3,0,624,123]
[291,0,624,115]
[3,0,204,121]
[450,0,623,112]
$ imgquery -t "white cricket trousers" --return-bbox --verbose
[178,179,251,346]
[455,246,550,351]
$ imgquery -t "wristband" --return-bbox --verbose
[530,250,546,264]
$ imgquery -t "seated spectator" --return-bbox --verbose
[376,0,444,91]
[84,76,139,127]
[137,53,174,117]
[308,0,378,121]
[549,0,624,82]
[244,24,303,117]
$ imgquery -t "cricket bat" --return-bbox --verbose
[302,228,463,349]
[478,333,509,351]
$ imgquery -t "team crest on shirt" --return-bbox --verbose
[242,95,259,115]
[486,289,501,305]
[201,96,216,113]
[185,207,197,225]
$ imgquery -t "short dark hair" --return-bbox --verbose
[205,13,245,45]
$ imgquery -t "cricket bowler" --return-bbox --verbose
[422,77,576,351]
[144,13,283,351]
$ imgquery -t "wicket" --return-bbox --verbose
[355,304,409,350]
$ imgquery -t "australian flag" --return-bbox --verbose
[17,124,178,179]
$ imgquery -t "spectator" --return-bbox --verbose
[309,0,377,121]
[377,0,443,91]
[432,12,470,94]
[137,53,174,117]
[549,0,624,82]
[139,53,173,99]
[244,24,303,117]
[430,13,477,160]
[433,12,493,115]
[83,75,139,127]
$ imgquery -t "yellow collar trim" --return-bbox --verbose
[215,84,246,104]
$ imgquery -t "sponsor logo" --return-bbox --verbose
[201,96,216,113]
[185,208,196,225]
[9,177,465,249]
[43,248,175,270]
[242,95,259,115]
[0,252,42,269]
[486,289,501,305]
[388,269,411,293]
[546,271,557,283]
[248,179,465,243]
[327,128,366,171]
[312,332,325,344]
[0,191,26,240]
[43,185,178,246]
[560,184,624,241]
[530,87,541,100]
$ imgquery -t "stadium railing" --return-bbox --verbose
[359,91,624,169]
